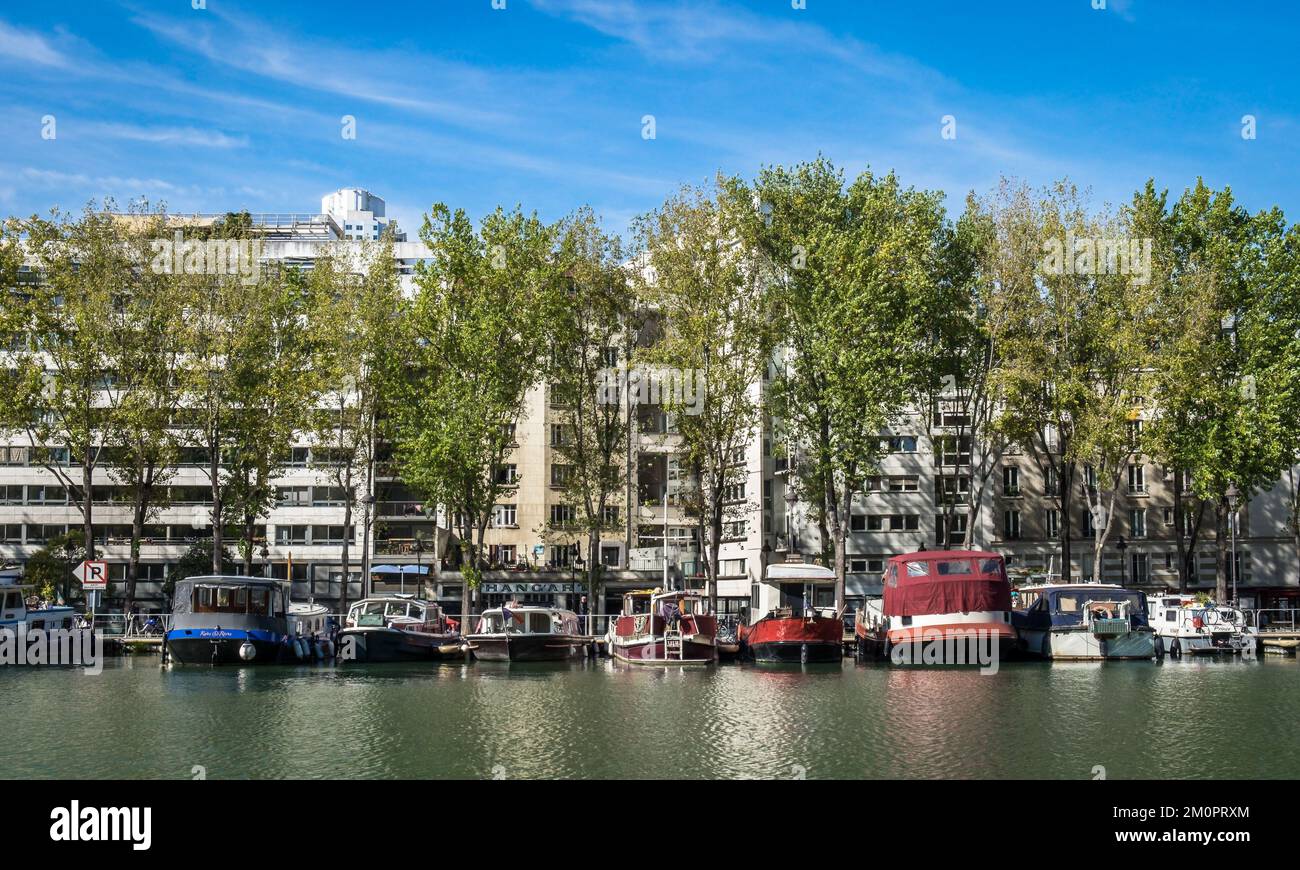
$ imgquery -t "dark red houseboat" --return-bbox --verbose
[738,561,844,664]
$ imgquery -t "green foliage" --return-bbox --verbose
[24,531,86,603]
[724,158,947,598]
[390,203,555,597]
[633,179,773,605]
[165,540,240,596]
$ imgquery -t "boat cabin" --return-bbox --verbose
[170,576,291,633]
[346,596,447,631]
[881,550,1011,619]
[1013,583,1149,629]
[475,605,581,636]
[1,575,77,630]
[749,562,838,622]
[617,589,709,634]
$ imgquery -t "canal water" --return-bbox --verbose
[3,656,1297,779]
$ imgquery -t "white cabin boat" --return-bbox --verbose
[1147,594,1258,657]
[1,574,80,632]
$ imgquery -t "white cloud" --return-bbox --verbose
[89,122,249,149]
[0,20,67,68]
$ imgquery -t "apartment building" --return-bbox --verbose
[989,443,1300,610]
[4,190,1297,614]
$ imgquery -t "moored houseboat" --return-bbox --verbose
[1147,594,1258,657]
[164,576,303,665]
[609,588,717,665]
[1011,583,1158,660]
[466,604,587,662]
[336,596,464,663]
[855,550,1017,663]
[738,562,843,664]
[1,573,80,633]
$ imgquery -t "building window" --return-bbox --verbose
[550,464,571,487]
[1128,464,1146,494]
[494,464,519,486]
[1004,510,1021,540]
[1003,466,1020,497]
[549,504,575,526]
[882,435,918,453]
[850,514,866,532]
[1045,509,1059,538]
[492,504,517,528]
[1045,466,1059,497]
[866,514,918,532]
[1131,552,1150,584]
[1130,508,1147,539]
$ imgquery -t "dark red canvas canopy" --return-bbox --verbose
[882,550,1011,617]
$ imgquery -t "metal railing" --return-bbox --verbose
[1244,609,1300,632]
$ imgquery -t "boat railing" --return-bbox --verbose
[1244,609,1300,632]
[123,612,172,639]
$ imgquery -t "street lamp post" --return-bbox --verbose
[573,552,586,629]
[1226,483,1241,605]
[359,493,375,599]
[411,538,424,598]
[1116,535,1128,586]
[259,543,269,580]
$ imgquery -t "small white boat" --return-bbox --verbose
[1147,594,1258,657]
[289,601,334,660]
[1,573,80,632]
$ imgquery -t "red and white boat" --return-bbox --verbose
[855,550,1016,662]
[608,589,718,665]
[738,561,844,664]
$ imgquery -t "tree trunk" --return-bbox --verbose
[1214,496,1229,603]
[82,452,95,562]
[1059,461,1074,583]
[833,484,849,610]
[210,443,223,573]
[1174,468,1188,592]
[586,527,599,634]
[339,484,352,616]
[706,490,722,616]
[125,485,147,618]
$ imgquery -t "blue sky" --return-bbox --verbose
[0,0,1296,238]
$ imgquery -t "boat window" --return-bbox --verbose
[3,591,20,609]
[1165,610,1177,622]
[408,603,425,621]
[936,560,971,576]
[528,612,552,633]
[248,589,269,615]
[679,598,694,615]
[980,559,1002,576]
[194,585,253,614]
[906,561,929,577]
[385,602,407,618]
[1055,594,1083,613]
[480,613,502,633]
